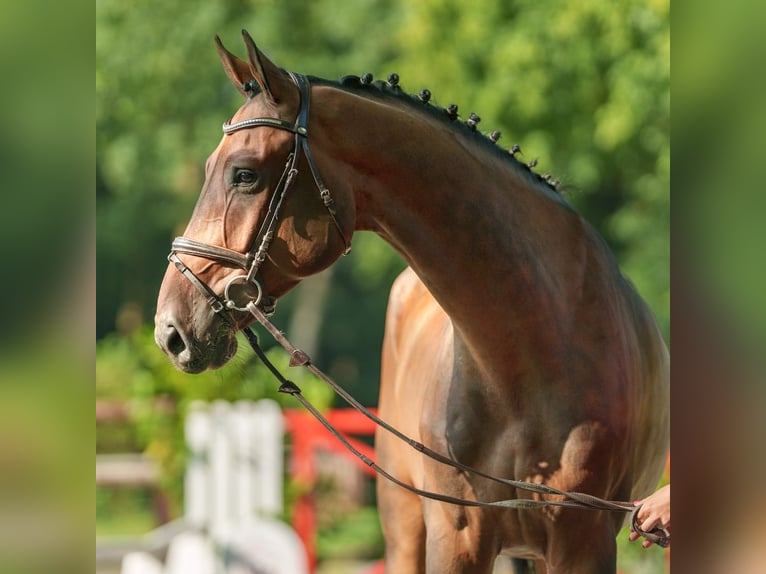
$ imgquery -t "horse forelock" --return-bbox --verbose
[308,73,568,201]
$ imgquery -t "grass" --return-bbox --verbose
[96,487,158,538]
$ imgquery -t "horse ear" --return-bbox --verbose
[240,29,282,106]
[214,35,251,97]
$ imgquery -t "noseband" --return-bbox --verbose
[168,72,349,319]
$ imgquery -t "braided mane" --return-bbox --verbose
[307,72,567,198]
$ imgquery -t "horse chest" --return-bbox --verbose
[426,349,579,485]
[419,348,520,475]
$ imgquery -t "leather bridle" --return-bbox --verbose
[168,72,349,320]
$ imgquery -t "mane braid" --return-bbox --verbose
[310,74,569,202]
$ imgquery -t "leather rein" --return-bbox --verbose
[241,303,669,548]
[167,73,668,548]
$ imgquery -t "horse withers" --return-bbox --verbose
[154,31,669,573]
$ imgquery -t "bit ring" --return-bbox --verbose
[224,274,263,312]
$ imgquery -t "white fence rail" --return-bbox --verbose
[120,399,307,574]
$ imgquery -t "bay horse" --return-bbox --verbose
[154,31,669,573]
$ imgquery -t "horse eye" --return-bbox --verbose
[234,169,257,185]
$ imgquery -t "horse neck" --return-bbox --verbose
[315,87,589,373]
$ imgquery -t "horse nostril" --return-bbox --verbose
[166,326,186,357]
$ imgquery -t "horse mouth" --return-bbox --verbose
[156,320,239,374]
[183,336,237,373]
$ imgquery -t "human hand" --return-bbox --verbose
[629,484,670,548]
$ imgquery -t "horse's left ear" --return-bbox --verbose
[241,29,288,106]
[215,31,291,105]
[215,35,252,98]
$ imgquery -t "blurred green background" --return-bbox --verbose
[96,0,669,571]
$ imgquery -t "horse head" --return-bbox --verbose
[154,31,353,373]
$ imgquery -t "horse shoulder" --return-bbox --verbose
[380,267,453,424]
[383,267,442,362]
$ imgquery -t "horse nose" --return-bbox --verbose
[155,320,190,362]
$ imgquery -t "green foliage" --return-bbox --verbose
[96,326,333,408]
[616,523,667,574]
[317,506,384,561]
[96,326,334,512]
[96,487,157,537]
